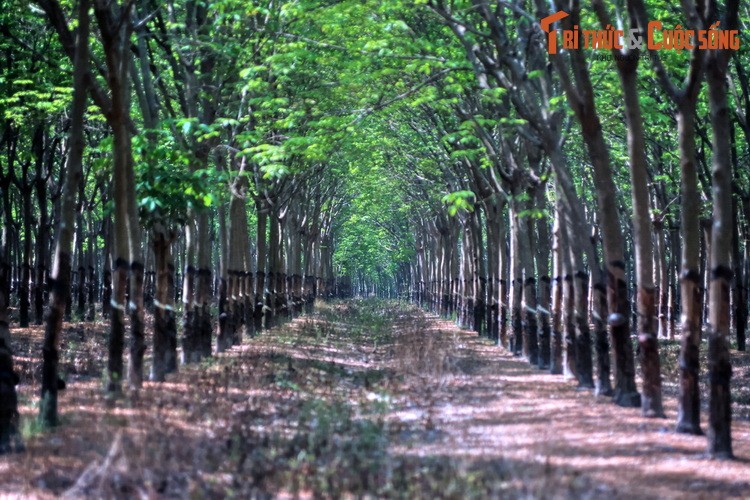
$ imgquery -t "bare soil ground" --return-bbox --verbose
[1,299,749,498]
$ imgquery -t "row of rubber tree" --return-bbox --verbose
[385,0,743,460]
[0,0,361,453]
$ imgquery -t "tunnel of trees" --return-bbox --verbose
[0,0,749,483]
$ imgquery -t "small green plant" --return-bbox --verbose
[284,397,389,495]
[22,417,46,440]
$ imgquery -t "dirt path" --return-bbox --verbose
[1,299,749,498]
[386,311,750,498]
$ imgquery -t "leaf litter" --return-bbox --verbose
[0,299,749,498]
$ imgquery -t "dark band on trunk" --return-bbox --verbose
[609,260,626,270]
[680,269,701,283]
[711,265,733,282]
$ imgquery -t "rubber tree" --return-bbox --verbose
[592,0,664,417]
[219,156,252,350]
[550,190,564,375]
[0,124,25,452]
[39,0,88,428]
[629,0,709,433]
[34,131,59,325]
[150,222,178,381]
[704,0,739,459]
[535,185,552,370]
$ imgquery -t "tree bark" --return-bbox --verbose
[616,55,664,417]
[550,196,564,375]
[150,225,177,382]
[39,0,88,426]
[509,206,523,355]
[255,201,268,331]
[34,158,50,325]
[705,10,738,456]
[590,228,613,396]
[536,189,552,370]
[0,148,22,453]
[560,223,576,380]
[731,195,746,351]
[181,221,197,363]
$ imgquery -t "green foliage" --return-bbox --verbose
[442,190,475,216]
[133,126,218,227]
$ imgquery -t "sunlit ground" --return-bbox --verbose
[1,300,748,497]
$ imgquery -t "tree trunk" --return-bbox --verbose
[654,217,670,339]
[520,207,538,365]
[560,223,576,380]
[76,207,86,319]
[498,219,508,349]
[39,0,88,426]
[536,189,552,370]
[0,172,22,453]
[563,274,576,380]
[675,80,706,437]
[193,210,212,359]
[19,172,33,328]
[0,335,22,453]
[86,215,96,321]
[220,170,250,350]
[289,209,303,318]
[590,228,613,396]
[702,218,712,326]
[33,127,50,326]
[107,115,131,393]
[275,215,288,321]
[510,207,523,355]
[151,225,177,382]
[731,196,746,351]
[102,217,112,319]
[483,205,498,341]
[217,194,229,348]
[267,213,280,329]
[472,210,486,336]
[550,197,564,375]
[668,224,679,340]
[618,59,664,418]
[255,202,268,331]
[126,125,145,389]
[181,221,197,363]
[574,268,594,389]
[567,227,594,389]
[705,27,737,457]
